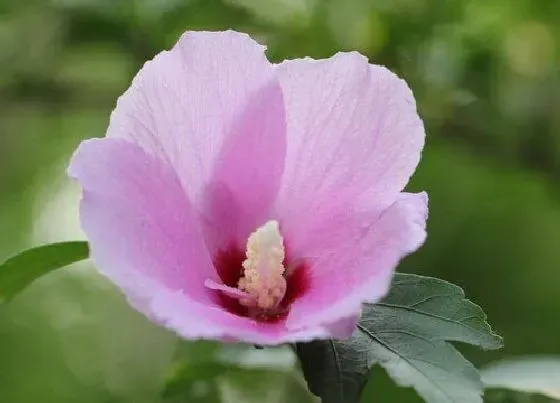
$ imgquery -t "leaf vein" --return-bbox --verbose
[374,302,490,340]
[358,324,468,403]
[407,292,458,308]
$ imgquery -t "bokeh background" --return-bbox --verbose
[1,0,559,402]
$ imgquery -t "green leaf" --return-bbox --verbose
[296,273,503,403]
[296,336,373,403]
[481,357,560,400]
[0,241,89,302]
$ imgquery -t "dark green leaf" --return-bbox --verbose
[0,241,89,302]
[296,273,503,403]
[377,273,503,349]
[296,336,374,403]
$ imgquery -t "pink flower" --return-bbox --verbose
[68,31,427,345]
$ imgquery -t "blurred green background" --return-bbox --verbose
[1,0,559,402]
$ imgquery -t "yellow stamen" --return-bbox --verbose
[238,220,287,309]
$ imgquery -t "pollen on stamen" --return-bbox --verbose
[238,220,287,310]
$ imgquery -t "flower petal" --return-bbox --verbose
[68,138,241,340]
[107,30,285,229]
[68,138,216,306]
[274,52,425,257]
[69,138,325,344]
[201,78,286,251]
[286,192,428,333]
[150,289,335,344]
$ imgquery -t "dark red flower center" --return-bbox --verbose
[212,244,309,323]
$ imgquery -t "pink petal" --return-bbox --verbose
[273,52,425,259]
[106,31,286,250]
[286,192,428,334]
[202,78,286,251]
[149,289,336,344]
[68,138,326,344]
[325,314,362,339]
[68,138,215,303]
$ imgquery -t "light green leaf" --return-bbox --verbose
[0,241,89,302]
[296,273,503,403]
[481,357,560,400]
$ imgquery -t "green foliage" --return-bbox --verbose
[0,266,178,403]
[296,274,502,403]
[0,241,89,302]
[163,343,315,402]
[164,364,313,402]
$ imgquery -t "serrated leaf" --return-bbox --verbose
[296,273,503,403]
[377,273,503,349]
[0,241,89,302]
[357,320,482,403]
[481,357,560,400]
